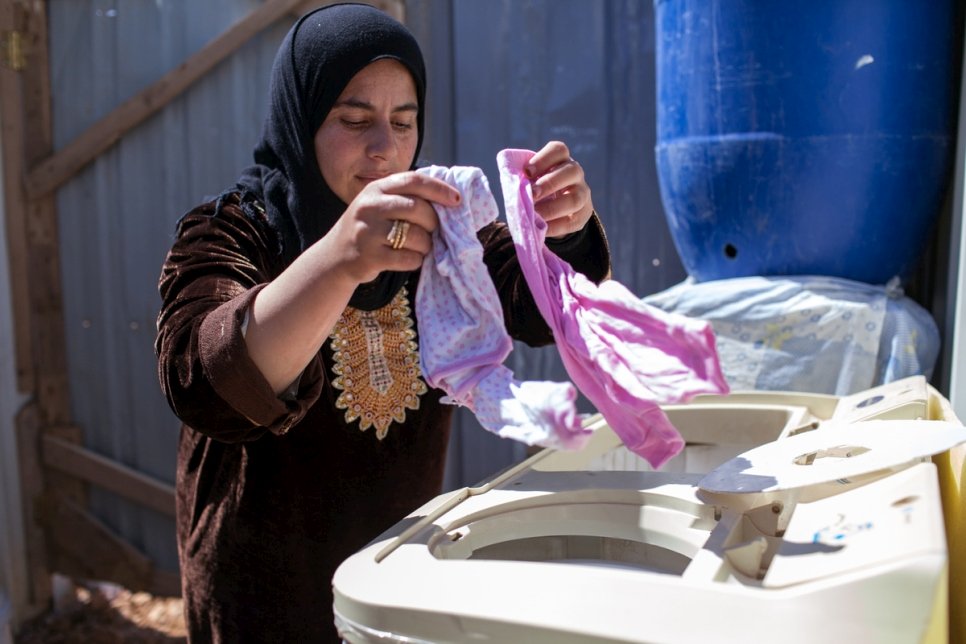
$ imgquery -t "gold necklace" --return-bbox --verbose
[329,287,428,439]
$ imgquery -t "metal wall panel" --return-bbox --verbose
[47,0,680,571]
[50,0,290,571]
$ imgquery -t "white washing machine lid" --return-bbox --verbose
[698,419,966,494]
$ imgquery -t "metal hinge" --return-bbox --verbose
[1,30,25,71]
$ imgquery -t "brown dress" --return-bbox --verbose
[156,192,610,643]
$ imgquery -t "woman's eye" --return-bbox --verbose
[342,119,368,129]
[392,121,414,131]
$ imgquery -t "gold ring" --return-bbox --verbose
[387,220,402,245]
[387,219,410,250]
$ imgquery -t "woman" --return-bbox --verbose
[156,3,610,642]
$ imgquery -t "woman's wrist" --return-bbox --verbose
[545,209,597,247]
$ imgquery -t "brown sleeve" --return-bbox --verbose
[478,212,611,347]
[155,200,324,442]
[544,212,611,282]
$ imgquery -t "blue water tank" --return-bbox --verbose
[654,0,962,284]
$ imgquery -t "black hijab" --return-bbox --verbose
[236,3,426,311]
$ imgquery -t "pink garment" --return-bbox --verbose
[415,164,592,450]
[497,148,730,468]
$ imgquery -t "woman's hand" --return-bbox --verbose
[525,141,595,239]
[246,170,459,394]
[326,171,461,284]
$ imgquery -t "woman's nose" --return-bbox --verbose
[366,122,395,160]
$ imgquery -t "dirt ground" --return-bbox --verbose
[13,582,186,644]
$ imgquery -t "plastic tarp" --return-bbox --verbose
[642,275,939,396]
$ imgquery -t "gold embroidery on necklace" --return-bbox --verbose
[329,287,427,439]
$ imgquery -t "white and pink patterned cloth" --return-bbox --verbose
[416,152,729,468]
[415,164,591,451]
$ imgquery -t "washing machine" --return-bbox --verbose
[333,376,966,643]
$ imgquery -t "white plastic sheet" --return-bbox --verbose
[643,276,939,395]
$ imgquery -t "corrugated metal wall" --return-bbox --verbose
[47,0,683,572]
[49,0,291,573]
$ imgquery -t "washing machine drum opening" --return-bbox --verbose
[428,499,712,576]
[464,534,691,574]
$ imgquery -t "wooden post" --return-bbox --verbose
[2,0,83,619]
[0,0,33,394]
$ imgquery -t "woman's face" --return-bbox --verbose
[314,59,419,204]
